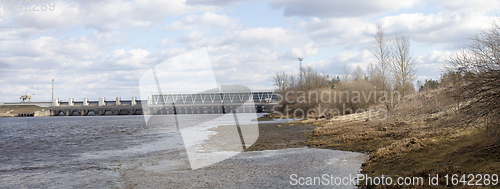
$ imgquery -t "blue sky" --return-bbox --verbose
[1,0,499,102]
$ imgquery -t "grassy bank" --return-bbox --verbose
[298,89,500,188]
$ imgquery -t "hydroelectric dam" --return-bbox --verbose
[3,90,279,117]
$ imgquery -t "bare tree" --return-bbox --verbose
[370,22,391,91]
[303,66,329,90]
[352,65,364,81]
[390,35,417,98]
[341,63,351,82]
[273,71,289,92]
[446,19,500,128]
[288,73,298,89]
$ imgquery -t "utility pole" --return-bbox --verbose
[52,79,54,102]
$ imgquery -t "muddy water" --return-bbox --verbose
[0,115,367,188]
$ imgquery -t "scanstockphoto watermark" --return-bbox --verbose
[290,174,425,186]
[1,0,56,11]
[289,174,359,186]
[139,48,261,170]
[271,89,400,120]
[276,88,401,105]
[272,104,388,121]
[290,173,499,186]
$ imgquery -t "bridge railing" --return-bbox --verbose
[150,91,278,105]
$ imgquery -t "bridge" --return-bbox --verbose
[37,90,279,116]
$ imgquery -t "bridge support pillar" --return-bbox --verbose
[80,110,88,116]
[99,98,106,106]
[53,99,60,107]
[131,97,137,106]
[68,98,74,107]
[116,97,121,106]
[83,98,89,106]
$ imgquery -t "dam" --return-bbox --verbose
[2,90,279,116]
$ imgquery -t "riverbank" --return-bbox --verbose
[298,89,500,188]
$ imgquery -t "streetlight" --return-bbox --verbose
[298,58,303,85]
[52,79,54,102]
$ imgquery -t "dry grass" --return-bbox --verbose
[276,80,380,118]
[304,88,500,188]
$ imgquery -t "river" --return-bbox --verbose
[0,114,367,188]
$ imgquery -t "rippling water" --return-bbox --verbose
[0,114,366,188]
[0,116,157,188]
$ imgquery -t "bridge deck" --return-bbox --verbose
[49,103,277,116]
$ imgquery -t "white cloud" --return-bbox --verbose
[218,27,294,48]
[379,12,493,47]
[414,50,457,79]
[184,0,250,6]
[167,12,241,31]
[15,1,81,30]
[269,0,421,17]
[415,50,453,64]
[336,50,374,69]
[177,31,206,43]
[113,49,155,68]
[0,32,160,101]
[432,0,500,13]
[172,27,298,50]
[2,0,218,33]
[296,11,495,50]
[289,42,319,58]
[297,17,375,48]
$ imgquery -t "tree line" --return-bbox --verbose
[273,22,418,117]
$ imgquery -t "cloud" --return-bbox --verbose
[414,50,456,79]
[177,31,206,43]
[335,50,374,69]
[379,12,493,48]
[184,0,250,7]
[432,0,500,13]
[277,42,319,62]
[305,50,375,77]
[3,0,218,33]
[167,12,242,31]
[298,17,375,48]
[289,43,319,58]
[15,1,81,30]
[233,27,291,47]
[269,0,421,17]
[172,27,297,50]
[296,11,495,49]
[416,50,453,64]
[0,32,160,101]
[209,49,292,89]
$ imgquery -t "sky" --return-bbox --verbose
[0,0,499,102]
